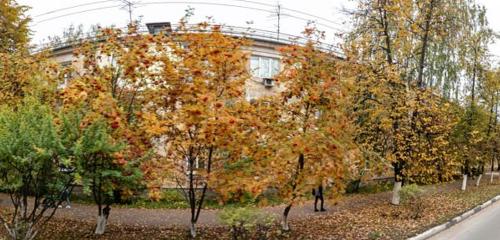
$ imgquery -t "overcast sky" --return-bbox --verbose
[17,0,500,60]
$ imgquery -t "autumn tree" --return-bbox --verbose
[0,0,30,53]
[482,69,500,182]
[59,25,149,235]
[346,0,492,202]
[0,51,62,107]
[454,3,493,189]
[0,3,79,238]
[60,81,143,235]
[130,20,253,237]
[260,28,351,231]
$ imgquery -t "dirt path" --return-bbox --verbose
[0,181,465,227]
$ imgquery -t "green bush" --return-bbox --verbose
[400,184,425,219]
[218,207,276,240]
[162,189,186,202]
[345,180,393,194]
[400,184,423,203]
[368,231,382,240]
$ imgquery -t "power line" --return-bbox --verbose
[33,1,344,33]
[228,0,344,26]
[33,0,344,29]
[34,1,275,24]
[118,0,142,24]
[279,12,344,32]
[281,6,343,27]
[140,1,274,14]
[139,1,343,32]
[34,0,117,17]
[34,4,124,25]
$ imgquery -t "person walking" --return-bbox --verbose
[58,188,72,208]
[313,184,326,212]
[58,164,75,209]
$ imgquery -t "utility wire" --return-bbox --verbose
[229,0,344,27]
[33,1,274,25]
[118,0,142,24]
[140,1,274,14]
[34,4,124,25]
[33,0,343,29]
[139,1,343,31]
[33,0,344,32]
[278,12,344,32]
[34,0,117,17]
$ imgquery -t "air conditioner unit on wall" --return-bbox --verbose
[263,78,274,87]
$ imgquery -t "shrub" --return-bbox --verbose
[368,231,382,240]
[218,207,276,240]
[0,100,75,240]
[400,184,425,219]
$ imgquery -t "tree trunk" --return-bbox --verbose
[476,174,482,187]
[5,221,38,240]
[490,171,494,184]
[391,181,402,205]
[24,226,38,240]
[461,174,468,191]
[95,215,108,235]
[190,221,196,238]
[416,0,436,88]
[282,204,292,231]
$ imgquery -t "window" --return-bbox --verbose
[58,61,73,89]
[250,56,280,78]
[245,91,256,102]
[185,156,204,171]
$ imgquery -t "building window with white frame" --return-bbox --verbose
[250,55,280,79]
[58,61,73,89]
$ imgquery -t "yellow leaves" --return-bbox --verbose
[78,91,88,101]
[147,124,166,137]
[148,189,162,202]
[141,112,167,137]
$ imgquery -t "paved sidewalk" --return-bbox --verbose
[0,180,468,228]
[1,192,386,227]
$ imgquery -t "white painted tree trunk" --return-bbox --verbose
[6,220,38,240]
[25,225,38,240]
[282,213,290,231]
[190,222,196,238]
[391,181,402,205]
[491,172,495,183]
[461,174,468,191]
[95,215,108,235]
[476,174,483,186]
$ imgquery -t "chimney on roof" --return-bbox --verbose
[146,22,172,35]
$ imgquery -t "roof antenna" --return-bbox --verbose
[268,2,283,41]
[276,2,281,41]
[118,0,140,24]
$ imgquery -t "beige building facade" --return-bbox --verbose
[49,22,287,101]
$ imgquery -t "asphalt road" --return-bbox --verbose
[430,198,500,240]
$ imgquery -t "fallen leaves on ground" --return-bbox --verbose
[1,181,499,239]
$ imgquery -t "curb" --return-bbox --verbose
[407,194,500,240]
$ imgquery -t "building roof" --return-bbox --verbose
[34,23,342,57]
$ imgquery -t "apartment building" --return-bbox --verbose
[49,22,288,101]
